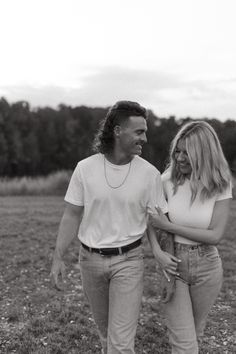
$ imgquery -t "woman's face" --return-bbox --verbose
[174,139,192,177]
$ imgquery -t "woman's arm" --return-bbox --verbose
[149,199,231,245]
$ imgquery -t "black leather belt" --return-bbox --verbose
[81,238,142,256]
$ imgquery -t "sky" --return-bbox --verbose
[0,0,236,121]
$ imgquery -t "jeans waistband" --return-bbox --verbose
[174,242,213,252]
[81,238,142,256]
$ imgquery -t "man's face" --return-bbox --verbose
[116,116,147,157]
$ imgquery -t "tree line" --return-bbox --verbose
[0,97,235,177]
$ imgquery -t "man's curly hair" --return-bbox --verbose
[92,101,147,154]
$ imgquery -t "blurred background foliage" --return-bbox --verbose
[0,96,236,178]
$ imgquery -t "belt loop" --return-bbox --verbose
[118,247,122,255]
[99,249,104,257]
[89,247,92,252]
[199,244,203,256]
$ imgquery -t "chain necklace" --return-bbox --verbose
[104,155,132,189]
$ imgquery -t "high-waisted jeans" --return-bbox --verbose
[165,242,223,354]
[79,244,144,354]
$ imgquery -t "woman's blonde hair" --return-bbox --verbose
[169,121,231,202]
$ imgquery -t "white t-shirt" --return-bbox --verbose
[65,153,168,248]
[162,171,232,245]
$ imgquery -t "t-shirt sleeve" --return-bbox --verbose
[161,170,171,200]
[147,171,168,214]
[216,181,233,201]
[64,163,84,206]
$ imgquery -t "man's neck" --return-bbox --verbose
[105,151,133,165]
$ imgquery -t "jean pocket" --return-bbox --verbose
[125,245,144,260]
[204,251,221,262]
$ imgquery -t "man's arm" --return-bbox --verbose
[147,224,179,303]
[158,229,174,255]
[146,224,179,278]
[51,203,84,289]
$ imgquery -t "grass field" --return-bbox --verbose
[0,196,235,353]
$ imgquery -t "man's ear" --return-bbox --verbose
[114,125,121,137]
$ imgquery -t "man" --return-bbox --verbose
[50,101,175,353]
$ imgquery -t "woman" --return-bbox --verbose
[148,121,232,354]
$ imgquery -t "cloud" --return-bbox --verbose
[0,66,182,107]
[74,66,184,108]
[1,67,236,120]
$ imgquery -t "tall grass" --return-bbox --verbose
[0,170,72,196]
[0,171,235,198]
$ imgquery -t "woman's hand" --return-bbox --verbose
[157,250,179,276]
[149,206,170,231]
[151,243,180,280]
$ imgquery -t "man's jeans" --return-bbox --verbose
[79,244,144,354]
[165,243,223,354]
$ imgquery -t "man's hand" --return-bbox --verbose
[49,204,84,291]
[160,271,176,303]
[50,256,66,291]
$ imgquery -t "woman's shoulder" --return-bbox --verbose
[216,181,233,201]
